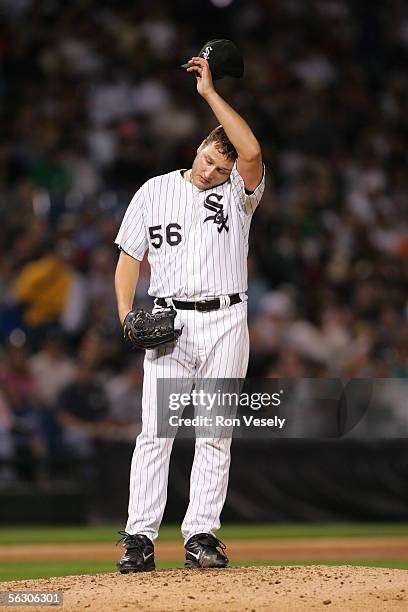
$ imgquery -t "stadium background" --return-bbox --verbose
[0,0,407,583]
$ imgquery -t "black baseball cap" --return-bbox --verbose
[181,39,244,81]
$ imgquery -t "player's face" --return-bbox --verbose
[190,142,234,190]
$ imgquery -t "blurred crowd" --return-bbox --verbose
[0,0,407,484]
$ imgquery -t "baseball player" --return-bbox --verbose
[115,55,265,571]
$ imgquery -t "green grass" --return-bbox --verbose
[0,561,117,582]
[1,559,407,583]
[1,524,407,582]
[220,524,408,540]
[0,560,182,582]
[0,523,408,545]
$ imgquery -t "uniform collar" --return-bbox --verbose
[178,169,230,192]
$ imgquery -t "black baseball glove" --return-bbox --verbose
[123,308,182,350]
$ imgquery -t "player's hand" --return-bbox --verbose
[186,57,215,98]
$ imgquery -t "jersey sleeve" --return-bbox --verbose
[114,186,148,261]
[229,161,265,215]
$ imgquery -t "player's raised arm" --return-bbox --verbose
[186,56,263,192]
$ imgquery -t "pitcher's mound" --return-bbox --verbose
[4,565,408,611]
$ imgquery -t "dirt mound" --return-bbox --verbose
[3,565,408,611]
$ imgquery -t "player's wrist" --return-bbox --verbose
[201,88,218,102]
[119,308,133,326]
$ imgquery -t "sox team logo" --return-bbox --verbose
[204,193,229,233]
[202,46,212,60]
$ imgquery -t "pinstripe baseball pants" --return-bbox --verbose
[125,300,249,543]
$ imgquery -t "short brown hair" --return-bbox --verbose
[203,125,237,161]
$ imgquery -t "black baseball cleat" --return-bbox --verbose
[184,533,228,568]
[116,531,155,573]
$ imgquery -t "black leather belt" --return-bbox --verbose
[156,293,242,312]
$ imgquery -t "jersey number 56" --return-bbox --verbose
[149,224,182,248]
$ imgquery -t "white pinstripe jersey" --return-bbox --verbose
[115,162,265,299]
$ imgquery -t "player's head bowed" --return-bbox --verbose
[190,126,237,190]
